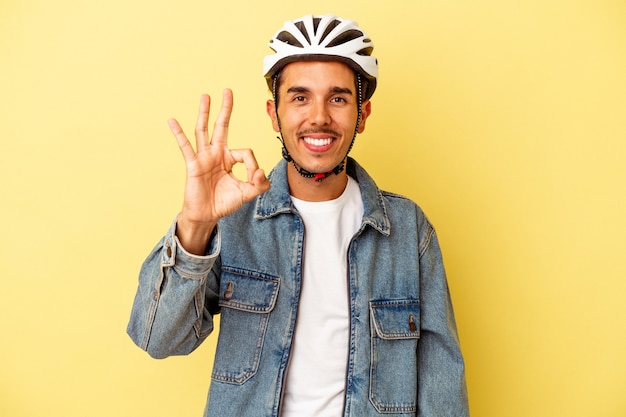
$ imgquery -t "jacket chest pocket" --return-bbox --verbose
[369,300,420,414]
[211,267,280,385]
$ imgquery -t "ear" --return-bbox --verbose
[266,100,280,132]
[357,100,372,134]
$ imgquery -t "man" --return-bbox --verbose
[128,14,469,417]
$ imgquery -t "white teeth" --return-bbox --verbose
[303,137,332,147]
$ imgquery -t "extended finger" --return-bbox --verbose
[168,118,196,162]
[211,89,233,148]
[195,94,211,150]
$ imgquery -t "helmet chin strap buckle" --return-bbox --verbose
[314,173,328,182]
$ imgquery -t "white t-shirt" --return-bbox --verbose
[280,177,363,417]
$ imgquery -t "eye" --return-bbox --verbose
[330,96,347,104]
[293,95,307,102]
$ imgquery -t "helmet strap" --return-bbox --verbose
[272,73,363,183]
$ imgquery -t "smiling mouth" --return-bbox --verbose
[303,137,334,147]
[298,128,341,150]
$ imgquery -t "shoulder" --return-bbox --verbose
[379,190,437,255]
[380,190,431,223]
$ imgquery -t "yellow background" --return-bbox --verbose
[1,0,625,416]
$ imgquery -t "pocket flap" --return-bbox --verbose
[370,300,420,339]
[218,267,280,313]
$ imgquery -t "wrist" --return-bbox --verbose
[175,214,217,256]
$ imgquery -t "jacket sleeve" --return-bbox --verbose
[126,217,222,359]
[417,223,470,416]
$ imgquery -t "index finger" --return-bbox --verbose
[210,88,233,148]
[168,118,196,163]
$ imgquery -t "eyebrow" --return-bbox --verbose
[286,86,354,95]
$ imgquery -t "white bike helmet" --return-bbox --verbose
[263,14,378,100]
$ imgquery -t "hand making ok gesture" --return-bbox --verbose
[169,89,270,255]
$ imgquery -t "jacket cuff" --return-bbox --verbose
[159,215,221,278]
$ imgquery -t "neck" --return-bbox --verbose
[287,164,349,202]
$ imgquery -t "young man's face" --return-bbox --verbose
[267,61,371,177]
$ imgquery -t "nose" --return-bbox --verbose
[309,100,331,126]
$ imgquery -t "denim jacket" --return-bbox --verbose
[127,158,469,417]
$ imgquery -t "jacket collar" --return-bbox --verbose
[254,158,391,236]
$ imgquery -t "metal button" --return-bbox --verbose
[165,241,172,257]
[409,315,417,332]
[223,282,233,301]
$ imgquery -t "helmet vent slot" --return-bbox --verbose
[326,29,365,47]
[318,19,340,43]
[276,30,303,48]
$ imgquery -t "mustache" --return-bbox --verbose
[297,128,341,137]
